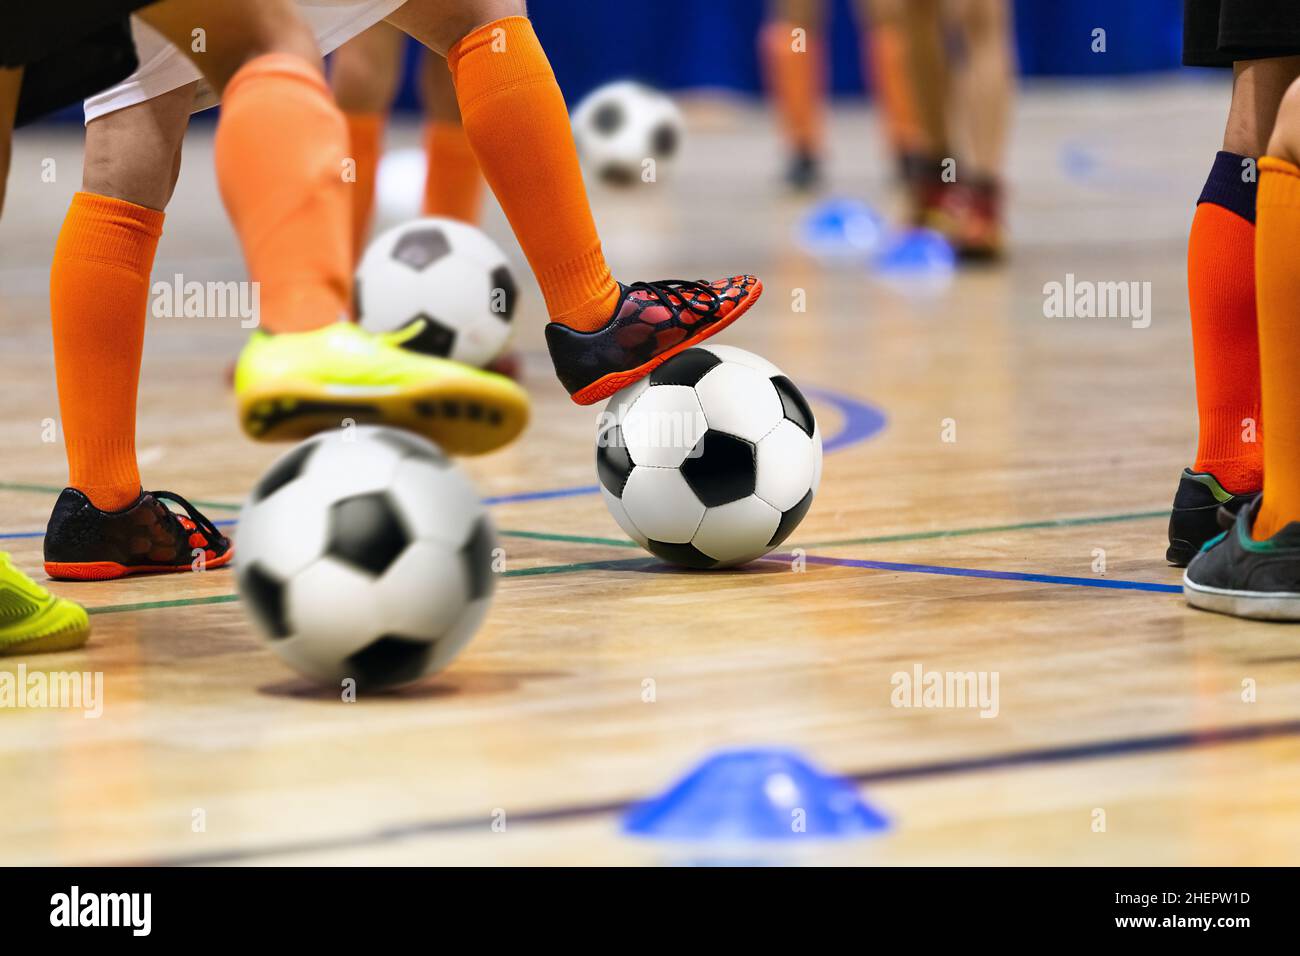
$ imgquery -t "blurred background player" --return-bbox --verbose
[759,0,926,192]
[1179,0,1300,620]
[759,0,1015,259]
[900,0,1015,259]
[43,0,761,580]
[330,22,484,263]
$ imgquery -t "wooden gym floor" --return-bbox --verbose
[2,77,1299,865]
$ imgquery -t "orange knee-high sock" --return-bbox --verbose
[214,54,352,333]
[448,16,619,330]
[1187,151,1263,494]
[865,23,924,158]
[422,119,484,224]
[344,111,385,264]
[760,20,826,157]
[1252,157,1300,539]
[50,193,162,512]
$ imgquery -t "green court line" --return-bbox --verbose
[87,594,241,616]
[77,509,1173,618]
[83,559,646,616]
[0,481,241,513]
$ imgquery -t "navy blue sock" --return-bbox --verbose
[1197,150,1258,223]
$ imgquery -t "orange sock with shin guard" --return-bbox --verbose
[1252,157,1300,539]
[448,17,619,331]
[344,111,385,264]
[1187,151,1263,496]
[50,193,162,512]
[214,54,352,333]
[422,120,484,224]
[760,20,826,159]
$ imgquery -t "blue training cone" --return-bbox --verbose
[870,226,956,294]
[797,198,886,262]
[622,747,889,843]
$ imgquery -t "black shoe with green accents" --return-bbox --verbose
[1183,497,1300,621]
[1166,468,1257,567]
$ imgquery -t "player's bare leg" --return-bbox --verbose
[1167,57,1300,567]
[0,66,19,215]
[945,0,1014,257]
[858,0,927,183]
[1185,64,1300,617]
[419,45,484,223]
[331,22,406,259]
[761,0,828,190]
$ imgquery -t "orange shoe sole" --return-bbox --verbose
[569,279,764,406]
[46,547,234,582]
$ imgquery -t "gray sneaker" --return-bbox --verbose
[1183,497,1300,621]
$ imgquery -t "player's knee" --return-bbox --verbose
[332,52,400,113]
[954,0,1006,45]
[225,8,323,89]
[1268,77,1300,165]
[83,125,183,209]
[431,0,528,53]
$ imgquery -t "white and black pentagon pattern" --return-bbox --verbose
[597,345,823,569]
[355,217,517,367]
[237,426,495,689]
[571,81,686,188]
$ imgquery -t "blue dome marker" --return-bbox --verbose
[622,748,889,842]
[797,198,886,262]
[870,227,956,297]
[872,227,956,276]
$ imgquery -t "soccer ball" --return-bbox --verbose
[571,80,684,187]
[356,217,518,367]
[236,426,497,689]
[596,345,822,569]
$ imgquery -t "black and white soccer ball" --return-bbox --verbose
[356,217,518,367]
[572,80,684,187]
[236,426,497,689]
[596,345,822,569]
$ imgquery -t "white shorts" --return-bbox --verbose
[83,0,408,124]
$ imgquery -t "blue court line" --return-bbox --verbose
[803,386,887,453]
[482,485,601,505]
[480,385,886,506]
[792,554,1183,594]
[0,385,887,525]
[117,716,1300,866]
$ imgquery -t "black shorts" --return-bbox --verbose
[2,2,157,126]
[1184,0,1300,67]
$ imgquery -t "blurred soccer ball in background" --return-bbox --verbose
[572,80,685,187]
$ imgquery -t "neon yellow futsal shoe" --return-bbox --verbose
[234,321,530,455]
[0,552,90,656]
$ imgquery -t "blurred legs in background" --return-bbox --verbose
[330,21,485,263]
[760,0,828,191]
[330,22,406,261]
[901,0,1014,259]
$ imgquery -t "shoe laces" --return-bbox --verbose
[148,491,223,547]
[627,279,722,318]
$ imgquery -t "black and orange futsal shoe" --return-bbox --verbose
[545,275,763,405]
[44,488,233,581]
